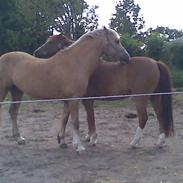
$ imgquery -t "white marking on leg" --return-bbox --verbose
[156,133,166,148]
[72,131,85,152]
[17,136,26,145]
[130,127,143,148]
[85,134,91,142]
[89,132,98,146]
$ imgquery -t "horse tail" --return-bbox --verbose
[154,61,174,137]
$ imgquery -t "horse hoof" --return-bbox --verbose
[86,133,97,146]
[57,134,61,144]
[73,143,86,152]
[76,145,86,153]
[89,138,97,146]
[156,144,164,149]
[17,136,26,145]
[85,134,90,142]
[155,142,166,149]
[130,144,138,149]
[130,141,140,149]
[89,142,97,146]
[60,143,68,149]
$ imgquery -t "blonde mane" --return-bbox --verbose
[67,29,105,49]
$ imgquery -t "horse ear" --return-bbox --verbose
[103,26,109,34]
[103,26,108,30]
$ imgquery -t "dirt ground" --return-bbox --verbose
[0,97,183,183]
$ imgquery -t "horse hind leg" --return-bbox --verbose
[130,97,148,148]
[82,99,97,146]
[150,96,166,148]
[0,89,8,126]
[57,101,70,148]
[9,87,25,145]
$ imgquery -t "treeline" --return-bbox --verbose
[0,0,98,54]
[0,0,183,87]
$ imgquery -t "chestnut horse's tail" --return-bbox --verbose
[153,61,174,137]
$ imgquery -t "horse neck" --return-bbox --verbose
[53,38,103,77]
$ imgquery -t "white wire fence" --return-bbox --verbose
[1,91,183,105]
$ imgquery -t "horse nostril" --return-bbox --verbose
[124,52,130,62]
[120,53,130,64]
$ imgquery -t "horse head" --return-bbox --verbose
[33,34,74,58]
[87,27,130,64]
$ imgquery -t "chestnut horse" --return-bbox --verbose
[0,27,130,152]
[34,34,74,58]
[34,34,174,148]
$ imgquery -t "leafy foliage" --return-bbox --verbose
[0,0,19,53]
[164,42,183,69]
[110,0,145,38]
[120,33,144,56]
[52,0,98,39]
[0,0,98,54]
[147,26,183,41]
[171,69,183,88]
[144,32,167,60]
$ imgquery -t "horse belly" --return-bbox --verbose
[86,78,129,99]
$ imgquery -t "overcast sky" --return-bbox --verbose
[85,0,183,30]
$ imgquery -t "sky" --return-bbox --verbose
[85,0,183,30]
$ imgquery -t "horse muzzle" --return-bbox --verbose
[119,51,130,64]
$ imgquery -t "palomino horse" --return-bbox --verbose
[34,34,174,148]
[0,27,130,152]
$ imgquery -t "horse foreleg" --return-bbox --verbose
[130,97,148,148]
[69,100,85,152]
[82,99,97,146]
[151,96,166,148]
[9,88,25,144]
[57,101,70,148]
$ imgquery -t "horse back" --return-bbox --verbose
[124,57,161,94]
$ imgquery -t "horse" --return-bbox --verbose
[34,34,174,148]
[34,34,74,58]
[0,27,130,152]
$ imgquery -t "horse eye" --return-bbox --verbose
[115,39,120,44]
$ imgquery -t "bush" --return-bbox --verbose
[171,69,183,88]
[164,43,183,69]
[144,32,167,60]
[120,33,144,57]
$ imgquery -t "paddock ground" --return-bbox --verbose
[0,96,183,183]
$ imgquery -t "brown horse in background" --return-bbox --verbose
[34,34,74,58]
[0,27,130,152]
[34,34,174,148]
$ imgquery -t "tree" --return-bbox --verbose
[120,33,144,56]
[0,0,98,54]
[0,0,53,54]
[0,0,19,54]
[52,0,98,39]
[144,32,167,60]
[110,0,145,38]
[147,26,183,41]
[164,42,183,69]
[15,0,55,53]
